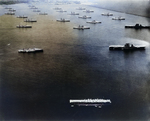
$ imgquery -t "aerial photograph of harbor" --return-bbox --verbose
[0,0,150,120]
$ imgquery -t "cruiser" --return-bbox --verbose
[109,43,145,50]
[125,23,150,29]
[57,18,70,22]
[73,25,90,30]
[68,12,79,15]
[18,48,43,53]
[70,99,111,108]
[86,20,101,24]
[16,25,32,28]
[5,12,15,15]
[17,15,28,18]
[24,18,37,22]
[101,13,113,16]
[78,15,91,19]
[112,16,125,20]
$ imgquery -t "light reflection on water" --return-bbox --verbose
[0,2,150,121]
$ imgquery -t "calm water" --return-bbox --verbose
[0,2,150,121]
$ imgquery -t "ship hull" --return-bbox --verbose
[125,26,150,29]
[18,48,43,53]
[16,25,32,28]
[109,46,145,50]
[73,26,90,30]
[57,20,70,22]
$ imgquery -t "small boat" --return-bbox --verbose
[101,13,113,16]
[16,25,32,28]
[78,15,91,19]
[9,9,16,12]
[125,23,150,29]
[112,16,125,20]
[18,48,43,53]
[57,18,70,22]
[39,12,48,15]
[5,12,15,15]
[28,5,35,7]
[76,7,86,10]
[33,10,40,12]
[24,18,37,22]
[86,20,101,24]
[56,10,67,12]
[109,43,145,50]
[70,99,111,108]
[83,10,94,13]
[17,15,28,18]
[73,25,90,30]
[5,7,12,9]
[53,7,62,10]
[68,12,79,15]
[30,6,38,9]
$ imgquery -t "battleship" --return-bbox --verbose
[69,99,111,108]
[109,43,145,50]
[125,24,150,29]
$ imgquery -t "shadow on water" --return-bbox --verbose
[0,44,101,120]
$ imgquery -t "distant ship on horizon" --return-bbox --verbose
[90,0,150,18]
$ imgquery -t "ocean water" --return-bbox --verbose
[0,2,150,121]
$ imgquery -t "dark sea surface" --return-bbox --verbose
[0,2,150,121]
